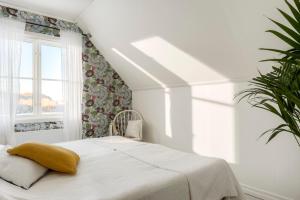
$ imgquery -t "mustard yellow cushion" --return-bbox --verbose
[7,143,80,174]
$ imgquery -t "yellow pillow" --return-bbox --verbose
[7,143,80,174]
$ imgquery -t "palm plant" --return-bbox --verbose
[237,0,300,146]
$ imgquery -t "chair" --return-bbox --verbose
[110,110,143,141]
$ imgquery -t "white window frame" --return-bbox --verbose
[16,33,64,123]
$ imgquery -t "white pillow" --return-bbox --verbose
[0,145,48,189]
[125,120,142,138]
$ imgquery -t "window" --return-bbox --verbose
[17,37,64,120]
[17,42,33,114]
[41,45,63,113]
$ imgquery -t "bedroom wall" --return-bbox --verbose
[78,0,300,199]
[133,83,300,200]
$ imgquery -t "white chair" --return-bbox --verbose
[110,110,143,141]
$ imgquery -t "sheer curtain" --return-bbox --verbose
[61,31,83,141]
[0,18,25,145]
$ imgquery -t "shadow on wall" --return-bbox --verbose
[79,0,278,161]
[112,44,194,153]
[78,0,300,197]
[78,0,277,90]
[113,36,300,199]
[112,36,237,162]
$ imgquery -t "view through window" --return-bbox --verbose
[17,39,64,118]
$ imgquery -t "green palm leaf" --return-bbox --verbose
[278,8,300,33]
[260,48,300,59]
[265,30,300,48]
[294,0,300,12]
[268,18,300,43]
[285,0,300,22]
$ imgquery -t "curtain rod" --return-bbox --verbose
[25,21,89,37]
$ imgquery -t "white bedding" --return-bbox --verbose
[0,137,244,200]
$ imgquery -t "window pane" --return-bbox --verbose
[17,79,33,114]
[41,45,62,80]
[41,80,63,113]
[20,42,33,78]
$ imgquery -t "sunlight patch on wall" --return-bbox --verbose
[112,48,167,88]
[112,48,173,138]
[132,36,225,84]
[164,88,172,138]
[191,83,236,163]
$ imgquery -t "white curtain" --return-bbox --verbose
[61,31,83,141]
[0,18,25,145]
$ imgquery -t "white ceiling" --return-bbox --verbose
[0,0,94,21]
[0,0,286,90]
[78,0,285,90]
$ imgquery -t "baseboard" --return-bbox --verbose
[241,184,293,200]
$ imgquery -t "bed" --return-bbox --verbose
[0,136,244,200]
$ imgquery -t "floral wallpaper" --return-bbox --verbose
[15,122,63,133]
[0,5,132,136]
[25,23,60,37]
[0,6,81,34]
[82,37,132,137]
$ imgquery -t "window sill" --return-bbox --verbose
[15,115,63,124]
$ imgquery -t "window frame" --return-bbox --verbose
[16,33,64,123]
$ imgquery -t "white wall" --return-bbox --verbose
[133,83,300,200]
[78,0,300,199]
[15,129,63,144]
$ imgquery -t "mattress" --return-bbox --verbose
[0,136,244,200]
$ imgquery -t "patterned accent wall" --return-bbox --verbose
[0,5,132,137]
[0,6,81,33]
[82,38,132,137]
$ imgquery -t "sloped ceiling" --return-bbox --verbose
[1,0,286,90]
[77,0,286,90]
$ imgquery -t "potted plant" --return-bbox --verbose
[237,0,300,146]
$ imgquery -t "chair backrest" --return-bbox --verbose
[112,110,143,139]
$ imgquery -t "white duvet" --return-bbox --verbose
[0,136,244,200]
